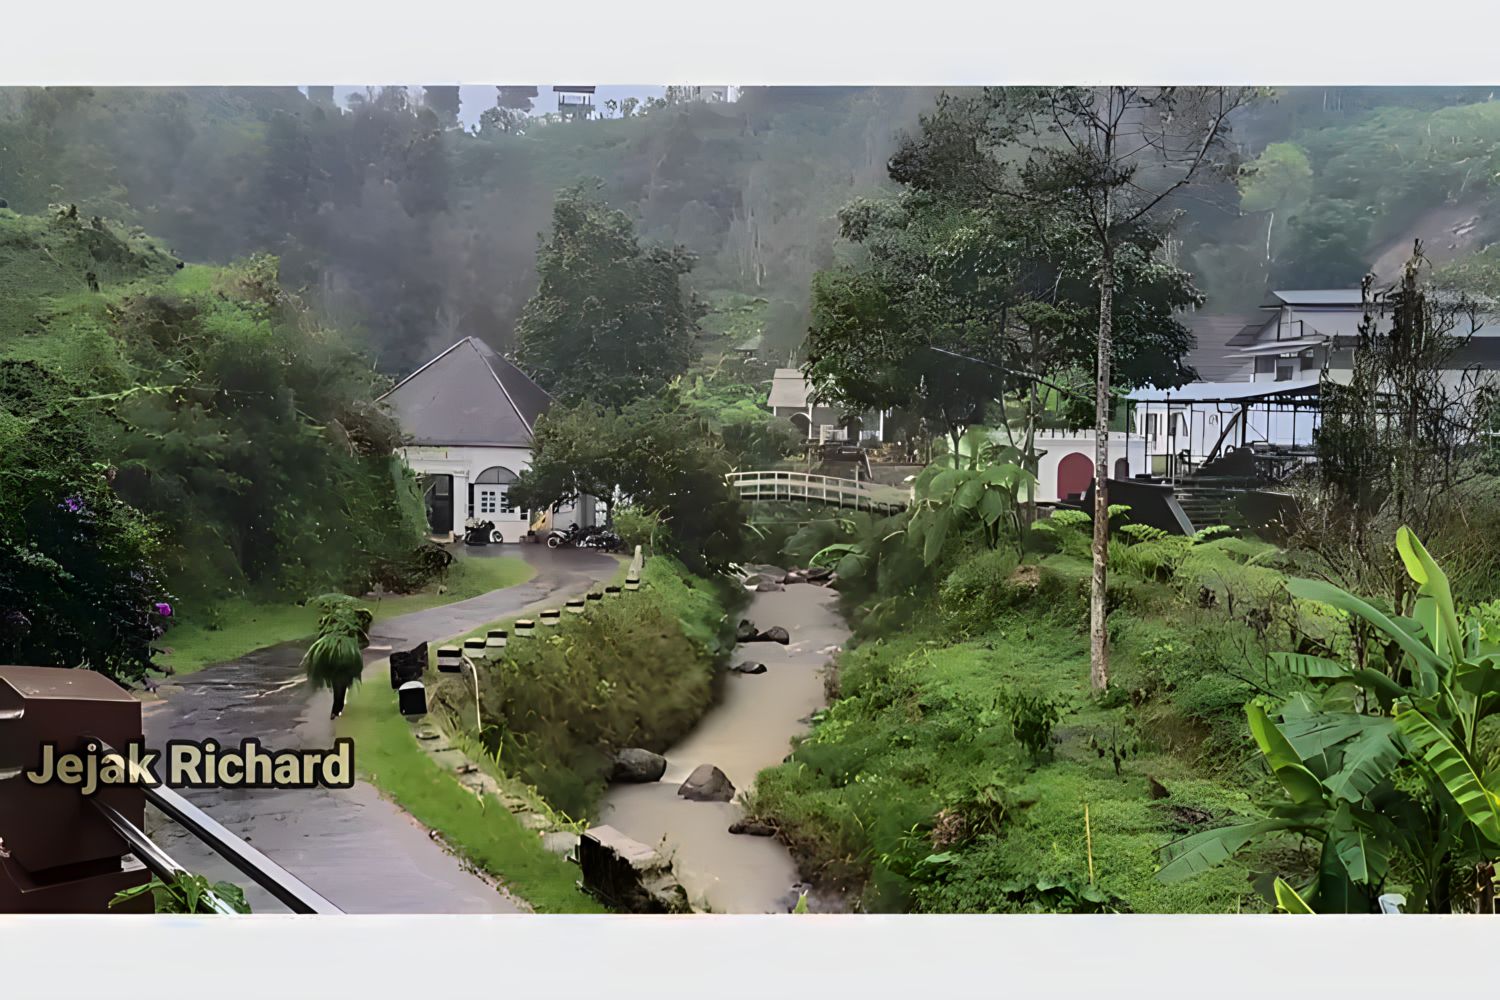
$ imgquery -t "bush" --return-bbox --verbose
[438,556,734,815]
[938,549,1021,633]
[610,504,662,554]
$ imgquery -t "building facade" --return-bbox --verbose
[380,337,583,542]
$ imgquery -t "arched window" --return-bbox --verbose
[1114,457,1130,480]
[475,466,518,485]
[473,466,522,517]
[1057,452,1094,500]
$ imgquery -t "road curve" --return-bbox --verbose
[141,545,617,914]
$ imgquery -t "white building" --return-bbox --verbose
[767,368,885,444]
[381,337,577,543]
[1028,429,1150,503]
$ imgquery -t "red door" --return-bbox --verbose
[1057,452,1094,500]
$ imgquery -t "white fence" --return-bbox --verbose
[726,470,911,513]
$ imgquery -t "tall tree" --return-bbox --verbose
[515,186,703,406]
[421,86,462,128]
[1004,87,1251,690]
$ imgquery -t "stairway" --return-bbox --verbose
[1172,484,1248,532]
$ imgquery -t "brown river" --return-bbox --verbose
[597,583,849,913]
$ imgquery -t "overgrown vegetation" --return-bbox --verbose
[0,208,438,682]
[431,556,738,816]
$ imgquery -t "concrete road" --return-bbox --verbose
[141,545,617,914]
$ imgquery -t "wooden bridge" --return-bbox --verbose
[727,470,912,514]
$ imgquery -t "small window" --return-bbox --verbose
[1254,356,1276,375]
[1276,363,1295,382]
[479,494,498,515]
[1300,350,1319,371]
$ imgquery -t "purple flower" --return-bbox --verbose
[59,496,86,514]
[153,602,173,618]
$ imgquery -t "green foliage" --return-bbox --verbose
[110,872,250,914]
[515,186,703,407]
[1159,528,1500,913]
[440,557,732,816]
[1001,688,1062,763]
[0,210,435,643]
[510,392,747,575]
[609,504,661,553]
[301,594,370,692]
[938,547,1021,633]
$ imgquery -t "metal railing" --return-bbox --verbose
[726,470,912,512]
[92,741,341,914]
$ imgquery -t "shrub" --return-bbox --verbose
[939,549,1022,633]
[610,504,662,553]
[1000,687,1062,762]
[437,557,732,815]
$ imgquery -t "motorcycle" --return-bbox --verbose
[545,523,585,549]
[463,518,503,545]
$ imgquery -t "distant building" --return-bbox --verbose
[380,337,588,541]
[553,86,596,120]
[767,368,884,444]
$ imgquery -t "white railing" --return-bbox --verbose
[726,470,912,512]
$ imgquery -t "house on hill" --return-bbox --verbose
[381,336,579,542]
[767,368,885,444]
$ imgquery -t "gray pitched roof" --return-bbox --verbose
[1184,314,1256,382]
[1269,289,1366,307]
[381,337,550,447]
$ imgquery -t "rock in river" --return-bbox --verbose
[611,748,668,783]
[731,661,767,675]
[735,619,759,642]
[757,625,790,645]
[728,819,777,837]
[678,764,736,802]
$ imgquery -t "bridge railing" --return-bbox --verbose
[726,470,911,512]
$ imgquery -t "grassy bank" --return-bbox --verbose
[160,555,534,675]
[748,523,1307,913]
[339,678,605,913]
[432,555,739,818]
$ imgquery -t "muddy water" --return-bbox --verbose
[597,584,848,913]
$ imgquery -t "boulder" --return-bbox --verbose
[610,748,668,783]
[758,626,791,645]
[803,566,834,582]
[735,619,759,643]
[755,580,785,593]
[746,563,788,580]
[731,661,767,675]
[678,764,736,802]
[728,819,777,837]
[783,569,807,584]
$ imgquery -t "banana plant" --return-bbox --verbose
[1157,527,1500,912]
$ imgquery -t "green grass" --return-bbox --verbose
[749,524,1307,913]
[339,679,605,913]
[159,555,535,675]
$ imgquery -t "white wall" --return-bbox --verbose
[1030,431,1149,504]
[399,444,554,542]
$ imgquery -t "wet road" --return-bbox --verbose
[141,545,617,914]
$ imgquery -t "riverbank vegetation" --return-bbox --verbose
[431,556,740,817]
[745,485,1500,912]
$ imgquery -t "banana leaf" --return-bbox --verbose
[1396,527,1463,662]
[1287,577,1444,694]
[1266,651,1350,678]
[1247,703,1325,806]
[1273,877,1315,913]
[1156,818,1299,883]
[1394,706,1500,845]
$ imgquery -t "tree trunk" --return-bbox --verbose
[1090,239,1115,692]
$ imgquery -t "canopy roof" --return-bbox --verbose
[1127,379,1321,403]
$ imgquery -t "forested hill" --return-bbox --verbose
[0,206,432,663]
[3,85,1499,372]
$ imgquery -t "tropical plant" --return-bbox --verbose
[302,593,371,720]
[1157,527,1500,913]
[110,872,250,914]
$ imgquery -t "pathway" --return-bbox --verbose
[140,545,617,914]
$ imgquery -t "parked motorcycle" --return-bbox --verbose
[545,523,585,549]
[463,518,503,545]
